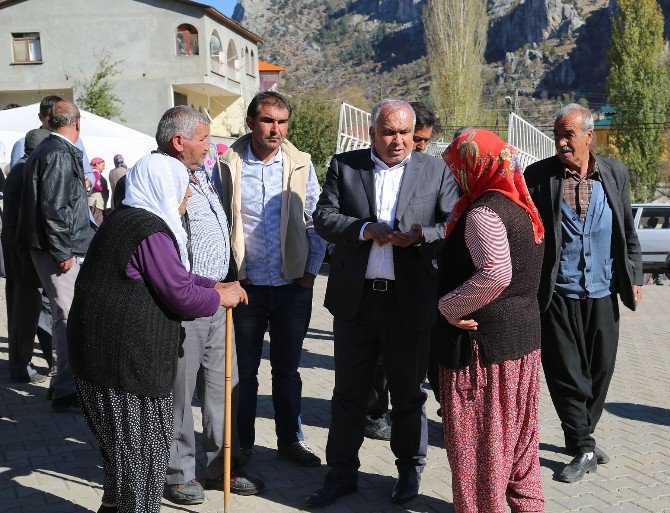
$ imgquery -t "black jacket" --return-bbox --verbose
[16,134,94,261]
[314,149,460,330]
[524,155,643,312]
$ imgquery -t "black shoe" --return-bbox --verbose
[51,393,80,412]
[203,471,265,496]
[305,471,358,507]
[166,479,205,505]
[278,441,321,467]
[391,471,421,504]
[558,453,597,483]
[594,446,610,465]
[364,415,391,441]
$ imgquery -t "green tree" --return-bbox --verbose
[607,0,670,201]
[288,88,339,184]
[423,0,488,128]
[75,54,124,120]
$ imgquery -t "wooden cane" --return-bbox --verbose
[223,307,233,513]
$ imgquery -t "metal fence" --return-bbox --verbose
[336,103,555,171]
[508,112,555,170]
[336,102,371,154]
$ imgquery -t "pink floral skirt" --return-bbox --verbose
[440,344,544,513]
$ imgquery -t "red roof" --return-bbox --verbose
[258,60,285,72]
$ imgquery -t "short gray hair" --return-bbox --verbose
[371,99,416,126]
[554,103,594,132]
[156,106,210,150]
[49,100,80,129]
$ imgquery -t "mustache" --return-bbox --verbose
[557,146,574,154]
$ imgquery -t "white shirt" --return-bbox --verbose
[359,149,411,280]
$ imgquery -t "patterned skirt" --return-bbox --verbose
[75,378,173,513]
[440,344,544,513]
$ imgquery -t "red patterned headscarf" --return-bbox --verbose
[443,129,544,244]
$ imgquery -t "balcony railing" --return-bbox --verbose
[211,56,240,82]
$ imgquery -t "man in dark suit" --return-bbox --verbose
[307,99,459,507]
[525,103,643,483]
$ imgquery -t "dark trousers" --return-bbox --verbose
[6,279,53,380]
[366,333,441,418]
[366,356,388,418]
[326,283,429,476]
[233,283,313,450]
[541,293,619,454]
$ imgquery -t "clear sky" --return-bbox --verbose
[202,0,237,17]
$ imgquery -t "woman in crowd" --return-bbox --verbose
[437,129,545,513]
[88,157,109,223]
[67,153,247,513]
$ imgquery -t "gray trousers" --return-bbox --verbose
[30,250,79,400]
[166,306,239,485]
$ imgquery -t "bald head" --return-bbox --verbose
[48,100,81,143]
[49,100,80,130]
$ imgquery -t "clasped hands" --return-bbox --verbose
[363,222,423,247]
[214,281,248,308]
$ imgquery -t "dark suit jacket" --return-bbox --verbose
[314,149,460,330]
[524,155,643,312]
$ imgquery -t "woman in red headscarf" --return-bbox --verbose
[437,129,545,513]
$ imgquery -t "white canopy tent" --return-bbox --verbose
[0,103,157,187]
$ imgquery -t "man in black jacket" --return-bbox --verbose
[525,103,643,483]
[17,100,94,411]
[2,128,53,384]
[308,99,459,507]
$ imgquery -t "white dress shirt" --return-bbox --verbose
[359,149,411,280]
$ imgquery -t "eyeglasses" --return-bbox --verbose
[413,136,431,144]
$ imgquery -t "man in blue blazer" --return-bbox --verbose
[308,99,459,507]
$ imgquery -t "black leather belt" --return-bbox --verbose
[365,279,394,292]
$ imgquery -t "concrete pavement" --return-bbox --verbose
[1,275,669,512]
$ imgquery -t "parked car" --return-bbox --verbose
[631,203,670,273]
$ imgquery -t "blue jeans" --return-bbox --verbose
[233,282,313,449]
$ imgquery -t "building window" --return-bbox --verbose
[250,50,256,76]
[12,32,42,63]
[176,24,199,56]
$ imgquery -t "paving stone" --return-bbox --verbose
[1,277,670,512]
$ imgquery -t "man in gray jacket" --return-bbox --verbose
[17,100,94,411]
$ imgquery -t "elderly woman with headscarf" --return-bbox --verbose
[437,130,545,513]
[67,153,247,513]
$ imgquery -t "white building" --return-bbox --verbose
[0,0,262,139]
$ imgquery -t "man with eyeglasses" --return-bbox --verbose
[410,102,436,152]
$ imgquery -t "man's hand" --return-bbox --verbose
[389,224,424,247]
[215,281,249,308]
[363,222,392,246]
[59,258,74,273]
[444,316,478,331]
[634,285,643,305]
[295,272,316,289]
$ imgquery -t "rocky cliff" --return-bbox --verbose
[233,0,669,115]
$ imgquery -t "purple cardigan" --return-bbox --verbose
[126,231,220,318]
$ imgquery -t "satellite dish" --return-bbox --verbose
[210,34,222,54]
